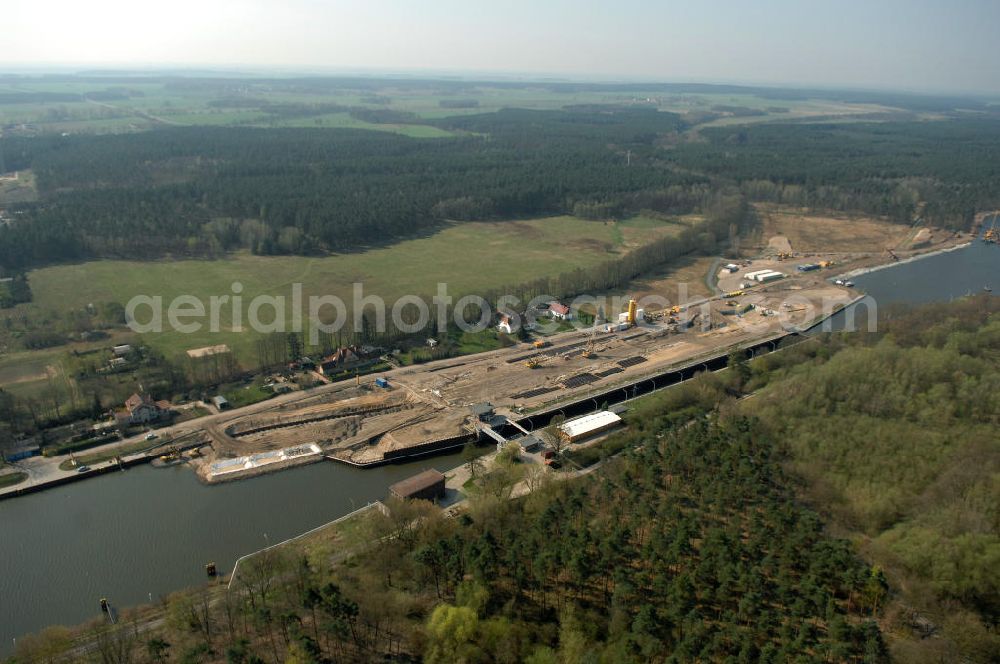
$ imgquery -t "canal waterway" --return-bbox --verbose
[0,225,996,653]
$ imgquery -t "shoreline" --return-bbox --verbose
[834,240,971,281]
[0,234,974,499]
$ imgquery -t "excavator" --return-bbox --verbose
[582,334,597,359]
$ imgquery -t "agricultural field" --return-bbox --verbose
[20,215,693,363]
[0,346,74,400]
[0,76,908,137]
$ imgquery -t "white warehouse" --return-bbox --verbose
[559,410,623,443]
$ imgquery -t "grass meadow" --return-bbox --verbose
[22,215,691,365]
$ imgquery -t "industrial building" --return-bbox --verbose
[389,468,446,502]
[755,271,785,283]
[558,410,623,443]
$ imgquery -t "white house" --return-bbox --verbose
[117,393,171,427]
[549,302,572,321]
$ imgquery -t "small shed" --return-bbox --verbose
[470,402,495,423]
[212,395,230,410]
[519,435,542,452]
[389,468,446,502]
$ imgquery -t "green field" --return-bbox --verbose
[0,77,904,136]
[0,170,38,203]
[0,347,75,399]
[22,215,689,364]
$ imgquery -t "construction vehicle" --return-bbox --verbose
[669,305,681,315]
[532,340,551,349]
[819,260,835,268]
[725,290,743,298]
[777,252,793,260]
[525,357,542,369]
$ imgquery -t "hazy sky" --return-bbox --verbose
[7,0,1000,93]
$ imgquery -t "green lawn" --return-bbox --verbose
[24,215,648,363]
[221,381,274,408]
[0,471,28,488]
[0,347,74,399]
[56,439,158,470]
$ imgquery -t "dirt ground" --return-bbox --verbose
[175,211,969,478]
[750,205,915,254]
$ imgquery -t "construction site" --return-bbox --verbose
[177,219,968,482]
[181,275,849,480]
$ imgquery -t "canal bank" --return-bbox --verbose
[1,233,995,654]
[0,449,470,655]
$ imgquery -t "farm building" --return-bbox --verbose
[559,411,623,443]
[185,344,231,359]
[389,468,446,502]
[548,302,573,320]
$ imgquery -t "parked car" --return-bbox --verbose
[144,432,158,441]
[76,465,90,473]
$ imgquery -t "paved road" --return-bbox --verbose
[0,291,759,500]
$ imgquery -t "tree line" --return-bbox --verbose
[0,107,695,272]
[8,415,889,663]
[668,120,1000,229]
